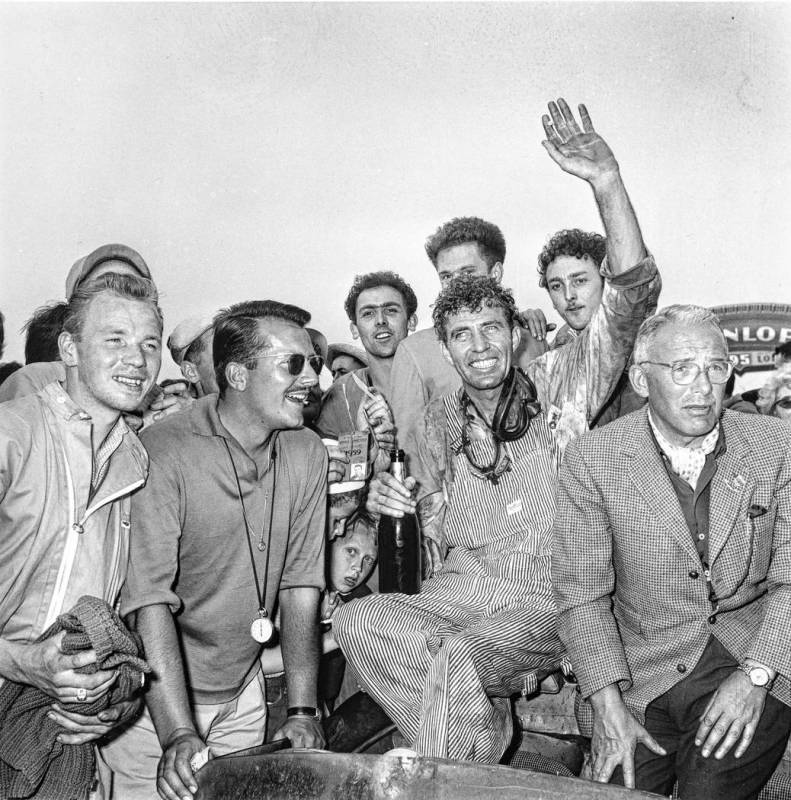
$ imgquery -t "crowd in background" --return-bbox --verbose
[1,98,791,800]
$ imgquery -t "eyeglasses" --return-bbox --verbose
[638,359,733,386]
[252,352,324,376]
[772,397,791,411]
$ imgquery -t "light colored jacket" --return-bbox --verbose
[553,408,791,732]
[0,382,148,645]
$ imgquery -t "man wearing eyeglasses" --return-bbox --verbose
[102,300,328,800]
[553,304,791,799]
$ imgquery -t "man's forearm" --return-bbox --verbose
[279,587,321,708]
[132,604,197,746]
[591,170,646,276]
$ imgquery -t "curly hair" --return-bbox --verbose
[537,229,607,288]
[212,300,311,395]
[756,369,791,416]
[425,217,506,269]
[432,275,517,344]
[343,271,418,322]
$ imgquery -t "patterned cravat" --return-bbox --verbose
[648,411,719,490]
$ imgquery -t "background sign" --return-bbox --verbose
[712,304,791,374]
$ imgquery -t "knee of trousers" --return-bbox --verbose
[331,595,380,651]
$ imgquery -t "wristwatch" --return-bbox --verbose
[737,663,773,690]
[287,705,322,721]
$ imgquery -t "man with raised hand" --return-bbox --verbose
[332,98,660,764]
[0,273,162,793]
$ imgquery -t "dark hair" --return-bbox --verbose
[774,341,791,360]
[343,271,418,322]
[0,361,21,386]
[212,300,311,395]
[23,302,68,364]
[432,275,517,344]
[0,310,5,358]
[537,228,606,288]
[425,217,506,269]
[63,273,163,340]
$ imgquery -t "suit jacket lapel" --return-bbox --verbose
[624,410,700,562]
[708,417,753,567]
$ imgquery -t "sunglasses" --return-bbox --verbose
[252,352,324,376]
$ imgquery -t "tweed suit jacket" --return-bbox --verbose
[552,407,791,732]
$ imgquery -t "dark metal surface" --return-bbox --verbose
[194,750,666,800]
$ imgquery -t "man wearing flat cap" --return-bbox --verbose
[0,243,154,403]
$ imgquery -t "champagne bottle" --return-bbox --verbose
[378,449,420,594]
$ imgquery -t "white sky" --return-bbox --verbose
[2,2,790,388]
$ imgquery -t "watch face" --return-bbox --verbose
[750,667,771,687]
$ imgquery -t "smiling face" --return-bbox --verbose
[544,254,604,332]
[630,321,728,447]
[351,286,415,359]
[329,525,378,594]
[435,243,502,289]
[240,319,319,432]
[440,304,520,396]
[60,291,162,425]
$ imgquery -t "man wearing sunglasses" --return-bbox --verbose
[553,305,791,799]
[103,300,328,800]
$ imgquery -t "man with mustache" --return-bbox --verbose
[332,98,660,764]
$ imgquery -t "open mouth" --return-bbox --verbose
[285,390,310,405]
[470,358,498,371]
[374,331,392,341]
[113,375,145,390]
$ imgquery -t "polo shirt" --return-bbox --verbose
[122,395,327,704]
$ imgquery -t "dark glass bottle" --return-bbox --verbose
[378,449,420,595]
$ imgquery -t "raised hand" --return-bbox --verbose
[541,98,619,187]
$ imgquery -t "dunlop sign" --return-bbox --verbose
[711,303,791,373]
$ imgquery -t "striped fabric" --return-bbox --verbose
[332,398,566,764]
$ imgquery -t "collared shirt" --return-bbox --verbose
[122,395,327,704]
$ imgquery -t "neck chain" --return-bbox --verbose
[222,436,277,643]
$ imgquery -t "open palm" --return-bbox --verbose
[542,98,618,183]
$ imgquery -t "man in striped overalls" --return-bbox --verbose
[332,98,661,763]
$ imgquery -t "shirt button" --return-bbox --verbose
[688,570,699,579]
[708,614,717,624]
[677,664,687,673]
[697,534,705,540]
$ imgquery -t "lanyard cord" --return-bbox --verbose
[221,436,277,612]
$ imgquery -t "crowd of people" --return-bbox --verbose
[1,98,790,800]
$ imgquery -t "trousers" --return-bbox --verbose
[332,566,562,764]
[614,636,791,800]
[99,671,267,799]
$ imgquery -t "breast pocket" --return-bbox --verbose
[747,500,777,583]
